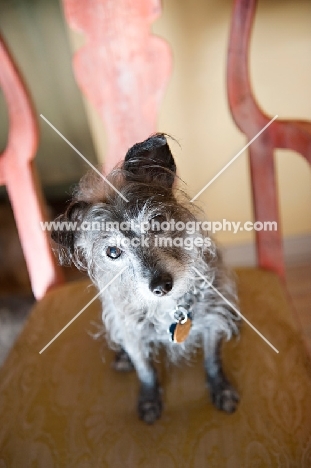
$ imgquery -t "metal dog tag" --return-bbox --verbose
[173,318,192,343]
[169,307,192,344]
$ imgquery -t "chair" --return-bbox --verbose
[0,37,64,300]
[1,0,311,465]
[227,0,311,279]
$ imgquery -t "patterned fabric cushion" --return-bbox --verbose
[1,268,311,467]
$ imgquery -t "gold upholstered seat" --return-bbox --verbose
[1,268,311,466]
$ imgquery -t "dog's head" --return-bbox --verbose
[51,134,215,303]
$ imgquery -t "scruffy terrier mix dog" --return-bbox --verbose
[52,134,240,424]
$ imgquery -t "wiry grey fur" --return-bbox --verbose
[52,134,241,424]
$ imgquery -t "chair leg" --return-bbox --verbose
[6,161,64,299]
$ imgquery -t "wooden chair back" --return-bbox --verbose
[227,0,311,278]
[0,36,64,299]
[62,0,172,173]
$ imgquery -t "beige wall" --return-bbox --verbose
[79,0,311,247]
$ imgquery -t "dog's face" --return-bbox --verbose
[52,134,215,304]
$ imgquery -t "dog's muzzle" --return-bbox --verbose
[150,273,173,297]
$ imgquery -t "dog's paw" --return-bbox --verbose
[112,350,134,372]
[138,384,162,424]
[208,379,239,413]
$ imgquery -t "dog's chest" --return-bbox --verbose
[137,295,204,345]
[103,286,209,348]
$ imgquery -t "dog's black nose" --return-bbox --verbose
[150,274,173,297]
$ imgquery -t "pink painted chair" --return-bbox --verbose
[1,1,311,465]
[0,36,64,300]
[227,0,311,279]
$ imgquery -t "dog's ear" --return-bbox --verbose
[123,133,176,188]
[51,201,89,253]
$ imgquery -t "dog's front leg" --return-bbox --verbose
[112,347,135,372]
[123,341,162,424]
[203,329,239,413]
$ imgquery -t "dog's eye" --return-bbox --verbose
[150,215,166,232]
[106,246,122,259]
